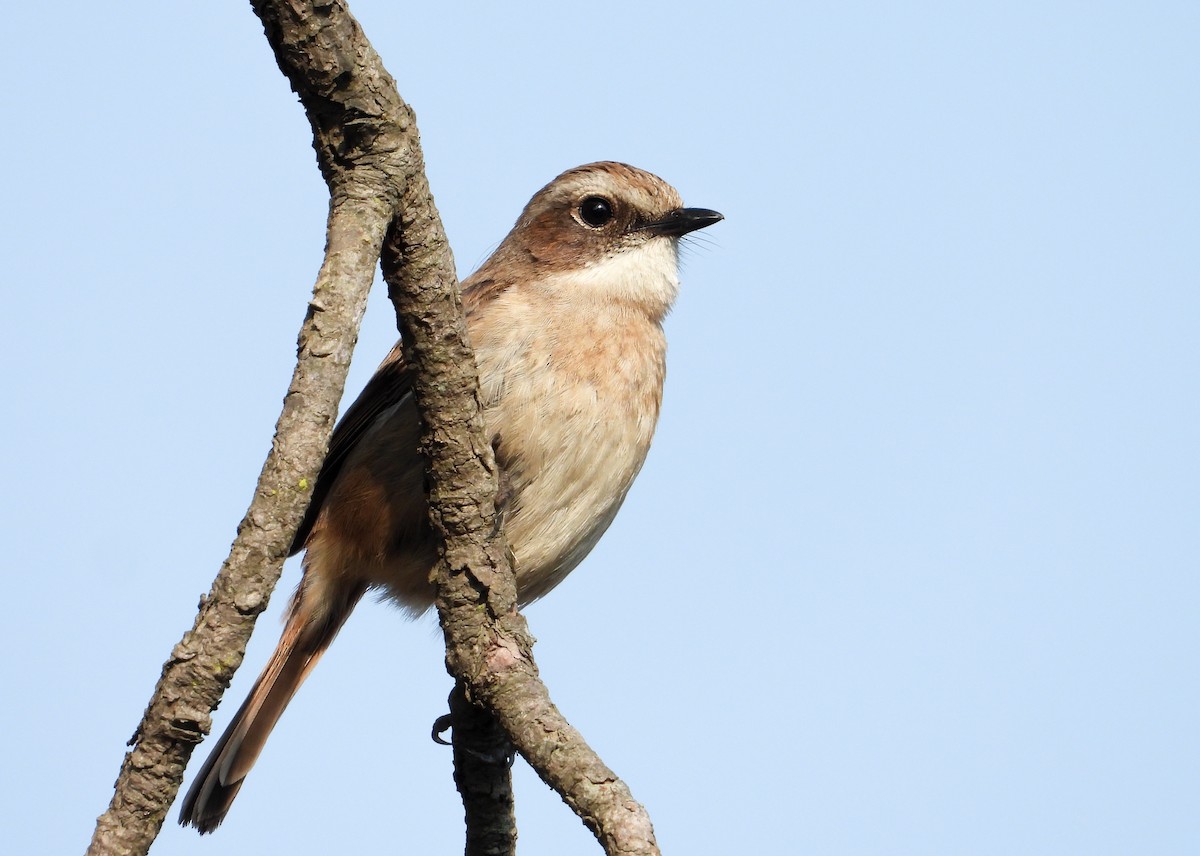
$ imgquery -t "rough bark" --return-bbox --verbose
[84,168,388,856]
[382,215,662,856]
[86,3,410,853]
[87,2,659,854]
[444,684,519,856]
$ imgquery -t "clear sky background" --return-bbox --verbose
[3,2,1197,854]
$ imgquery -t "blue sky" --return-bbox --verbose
[4,2,1197,854]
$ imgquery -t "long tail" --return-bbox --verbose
[178,582,365,833]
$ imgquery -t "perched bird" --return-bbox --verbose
[179,162,722,832]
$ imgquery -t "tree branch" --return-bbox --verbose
[85,177,390,856]
[443,684,518,856]
[88,2,659,854]
[86,4,409,854]
[381,194,661,856]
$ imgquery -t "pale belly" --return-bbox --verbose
[491,392,656,604]
[473,302,666,603]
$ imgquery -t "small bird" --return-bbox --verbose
[179,162,722,832]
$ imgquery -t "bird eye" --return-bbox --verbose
[578,196,614,228]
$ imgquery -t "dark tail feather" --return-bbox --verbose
[178,584,364,833]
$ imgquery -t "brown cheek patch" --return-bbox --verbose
[522,208,595,272]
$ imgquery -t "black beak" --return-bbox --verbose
[642,207,724,237]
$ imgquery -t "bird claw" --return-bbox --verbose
[430,713,515,766]
[431,713,453,745]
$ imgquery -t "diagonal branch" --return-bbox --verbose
[382,193,662,856]
[85,160,387,856]
[86,4,414,854]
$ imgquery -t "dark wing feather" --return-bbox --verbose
[289,271,510,556]
[289,342,412,555]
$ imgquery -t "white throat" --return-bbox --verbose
[553,238,680,320]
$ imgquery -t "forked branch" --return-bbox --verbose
[86,3,657,855]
